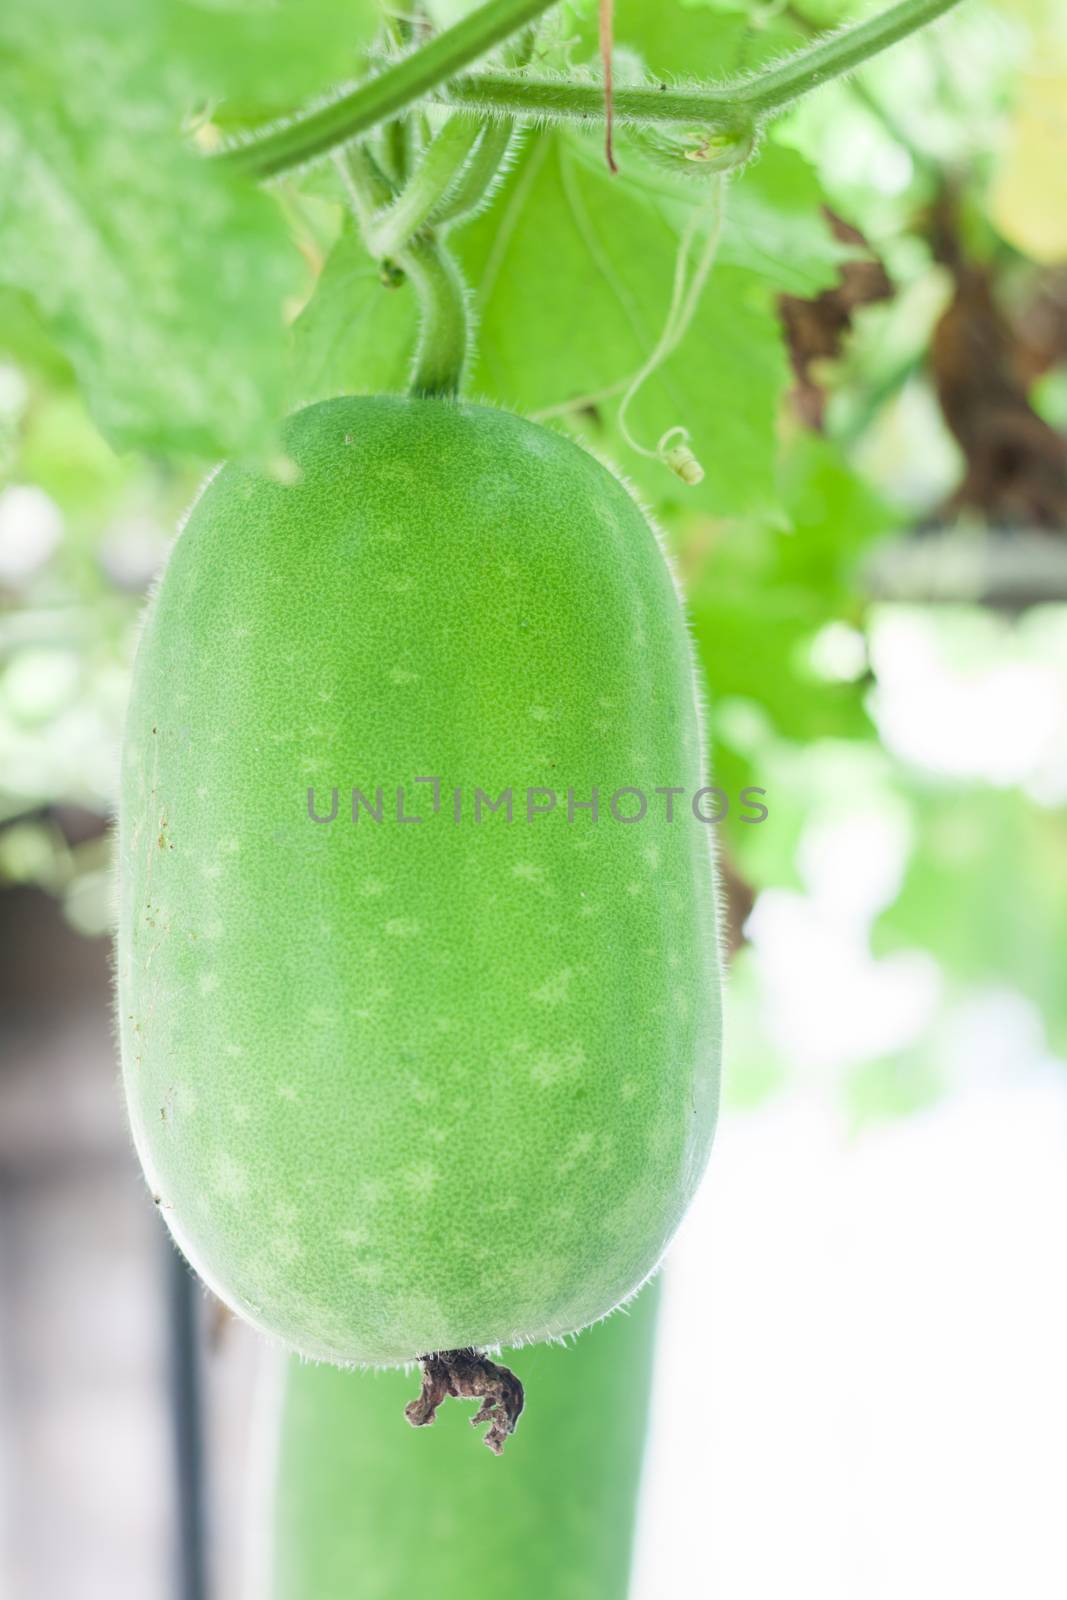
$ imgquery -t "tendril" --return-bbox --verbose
[616,175,726,485]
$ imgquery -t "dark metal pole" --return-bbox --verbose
[163,1231,208,1600]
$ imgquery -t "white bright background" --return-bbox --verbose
[633,606,1067,1600]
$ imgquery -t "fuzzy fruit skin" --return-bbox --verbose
[261,1284,659,1600]
[118,396,720,1364]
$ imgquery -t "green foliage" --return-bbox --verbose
[875,784,1067,1054]
[289,131,849,518]
[0,0,306,457]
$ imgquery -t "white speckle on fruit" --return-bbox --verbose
[224,1042,244,1058]
[277,1084,298,1102]
[531,967,573,1006]
[557,1131,595,1175]
[215,1155,249,1199]
[198,971,220,995]
[200,862,223,882]
[384,917,420,938]
[402,1163,439,1198]
[361,878,385,897]
[530,1042,585,1088]
[351,1261,384,1284]
[512,861,545,884]
[389,666,419,685]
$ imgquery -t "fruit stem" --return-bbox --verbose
[214,0,557,180]
[402,235,471,398]
[405,1349,525,1455]
[336,145,471,399]
[214,0,963,181]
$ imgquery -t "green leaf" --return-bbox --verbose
[0,3,303,458]
[458,131,788,518]
[170,0,383,116]
[685,435,891,751]
[873,785,1067,1053]
[560,0,803,80]
[719,145,855,297]
[288,220,414,407]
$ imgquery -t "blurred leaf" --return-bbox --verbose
[990,37,1067,263]
[0,1,303,458]
[687,433,891,748]
[845,1048,943,1124]
[561,0,803,78]
[170,0,383,114]
[0,290,75,384]
[874,785,1067,1053]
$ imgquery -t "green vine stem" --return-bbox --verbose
[430,119,516,225]
[366,115,484,258]
[445,0,963,128]
[398,236,471,398]
[216,0,556,179]
[218,0,964,182]
[336,146,470,400]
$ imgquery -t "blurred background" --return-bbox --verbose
[1,0,1066,1595]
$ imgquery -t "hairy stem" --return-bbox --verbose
[735,0,963,116]
[402,237,471,398]
[215,0,558,179]
[446,0,963,127]
[368,115,484,257]
[218,0,963,179]
[444,71,748,131]
[337,146,470,400]
[430,119,516,225]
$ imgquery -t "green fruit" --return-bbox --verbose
[260,1284,659,1599]
[118,395,721,1366]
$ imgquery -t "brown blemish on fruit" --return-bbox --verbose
[405,1349,524,1455]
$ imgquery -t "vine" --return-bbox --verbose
[216,0,965,182]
